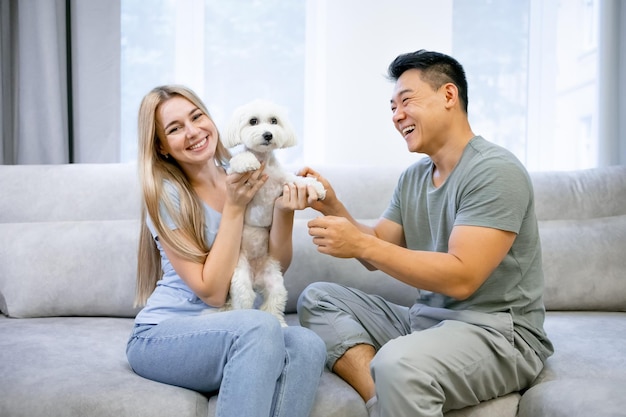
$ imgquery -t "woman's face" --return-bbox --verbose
[156,96,219,167]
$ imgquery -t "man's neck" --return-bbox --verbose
[430,130,475,187]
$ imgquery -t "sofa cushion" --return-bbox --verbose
[0,220,140,318]
[537,312,626,383]
[518,379,626,417]
[539,215,626,311]
[532,166,626,221]
[0,163,141,223]
[208,371,369,417]
[0,316,209,417]
[0,314,521,417]
[445,392,520,417]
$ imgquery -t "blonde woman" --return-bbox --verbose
[126,85,325,417]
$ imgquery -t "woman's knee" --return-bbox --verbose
[239,309,283,337]
[284,326,327,369]
[235,309,284,348]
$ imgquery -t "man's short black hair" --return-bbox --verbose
[388,50,469,113]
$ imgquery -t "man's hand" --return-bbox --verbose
[308,216,366,258]
[297,167,341,215]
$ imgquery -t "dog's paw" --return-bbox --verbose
[296,176,326,200]
[227,151,261,174]
[310,179,326,200]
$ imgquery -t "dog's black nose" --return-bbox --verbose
[263,132,273,142]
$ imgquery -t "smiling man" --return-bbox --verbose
[297,50,554,417]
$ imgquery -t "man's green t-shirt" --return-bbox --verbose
[382,136,553,361]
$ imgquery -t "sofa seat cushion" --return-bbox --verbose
[1,313,522,417]
[444,392,520,417]
[518,379,626,417]
[0,314,369,417]
[537,312,626,384]
[0,316,208,417]
[209,371,369,417]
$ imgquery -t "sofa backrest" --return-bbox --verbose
[1,163,624,318]
[0,163,141,222]
[0,163,142,318]
[532,166,626,311]
[0,163,415,318]
[287,165,626,313]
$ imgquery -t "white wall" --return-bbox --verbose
[303,0,453,167]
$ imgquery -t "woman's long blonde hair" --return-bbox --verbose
[134,85,231,307]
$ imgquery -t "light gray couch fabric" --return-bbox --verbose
[1,163,625,417]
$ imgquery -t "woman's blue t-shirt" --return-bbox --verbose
[134,181,222,325]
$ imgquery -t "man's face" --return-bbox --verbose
[390,69,448,154]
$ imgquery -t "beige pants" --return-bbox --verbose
[298,282,545,417]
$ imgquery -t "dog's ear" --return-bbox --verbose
[222,106,244,148]
[274,104,298,147]
[281,117,297,148]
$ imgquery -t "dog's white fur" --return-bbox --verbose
[221,99,325,326]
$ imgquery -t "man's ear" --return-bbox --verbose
[443,83,458,109]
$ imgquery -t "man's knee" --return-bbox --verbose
[371,338,444,410]
[297,281,337,325]
[372,337,433,387]
[371,339,408,386]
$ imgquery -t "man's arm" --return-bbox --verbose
[298,166,405,270]
[308,216,515,300]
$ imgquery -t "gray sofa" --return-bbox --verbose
[1,163,625,417]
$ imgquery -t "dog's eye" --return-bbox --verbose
[270,117,278,125]
[249,118,258,126]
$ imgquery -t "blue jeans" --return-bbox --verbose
[126,309,326,417]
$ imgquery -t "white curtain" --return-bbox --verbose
[1,0,68,164]
[0,0,120,164]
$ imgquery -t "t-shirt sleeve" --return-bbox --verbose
[455,160,530,234]
[145,181,180,238]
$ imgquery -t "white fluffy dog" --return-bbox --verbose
[221,99,325,326]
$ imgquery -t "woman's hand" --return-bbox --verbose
[274,182,313,212]
[225,162,268,208]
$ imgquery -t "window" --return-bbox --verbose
[121,0,305,162]
[121,0,599,172]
